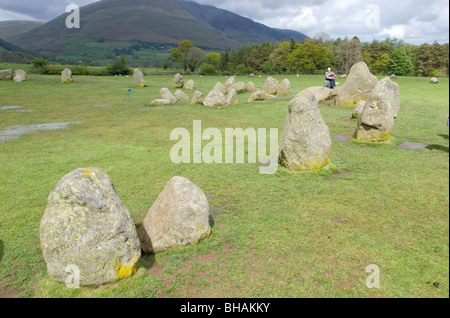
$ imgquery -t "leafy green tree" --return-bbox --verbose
[199,63,217,75]
[219,50,230,71]
[204,52,221,69]
[107,55,131,75]
[334,37,364,74]
[269,41,291,73]
[288,40,333,74]
[186,47,205,72]
[415,43,435,76]
[170,40,194,71]
[387,49,414,76]
[31,57,49,74]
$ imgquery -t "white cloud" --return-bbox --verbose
[0,0,448,44]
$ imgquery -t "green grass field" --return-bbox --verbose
[0,72,448,298]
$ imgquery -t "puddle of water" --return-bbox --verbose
[398,141,429,150]
[0,122,82,142]
[333,134,353,143]
[1,106,24,110]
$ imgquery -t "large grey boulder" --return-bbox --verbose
[334,62,378,107]
[13,69,28,82]
[213,82,228,94]
[159,88,177,104]
[133,68,146,87]
[262,76,279,95]
[185,79,196,90]
[40,168,141,287]
[279,90,332,171]
[248,90,277,102]
[229,81,246,93]
[139,176,211,254]
[306,87,336,103]
[151,99,172,105]
[277,79,291,96]
[354,77,400,142]
[0,69,13,80]
[203,89,226,108]
[245,81,256,93]
[174,73,184,88]
[191,91,204,105]
[225,88,238,106]
[61,68,73,83]
[174,89,189,101]
[224,76,236,88]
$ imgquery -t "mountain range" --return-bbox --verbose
[5,0,306,50]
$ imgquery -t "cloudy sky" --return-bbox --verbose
[0,0,448,44]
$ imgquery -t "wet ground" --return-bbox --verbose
[398,141,429,150]
[0,122,82,142]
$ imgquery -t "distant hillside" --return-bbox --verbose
[0,20,45,41]
[0,38,35,63]
[8,0,308,60]
[175,0,308,44]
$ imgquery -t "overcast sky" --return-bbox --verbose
[0,0,448,44]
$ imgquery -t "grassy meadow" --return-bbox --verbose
[0,70,448,298]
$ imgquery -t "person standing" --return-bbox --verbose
[325,67,336,89]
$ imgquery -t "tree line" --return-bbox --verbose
[170,37,449,77]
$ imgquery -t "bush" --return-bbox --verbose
[106,55,131,76]
[30,57,50,74]
[199,63,217,75]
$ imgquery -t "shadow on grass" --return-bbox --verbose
[439,133,449,140]
[427,144,449,153]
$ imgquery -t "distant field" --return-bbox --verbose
[0,72,448,298]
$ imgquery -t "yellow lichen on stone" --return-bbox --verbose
[115,257,138,280]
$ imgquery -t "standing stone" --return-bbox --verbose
[245,81,256,93]
[224,76,236,88]
[354,77,399,142]
[174,89,189,101]
[191,91,204,105]
[185,79,196,90]
[159,88,177,104]
[225,88,238,106]
[277,79,291,96]
[334,62,378,107]
[40,168,141,287]
[138,176,211,254]
[262,76,279,95]
[174,73,184,88]
[133,68,146,87]
[279,90,332,171]
[0,69,13,80]
[61,68,73,83]
[248,90,277,102]
[229,81,246,93]
[13,69,28,82]
[203,89,226,108]
[213,82,228,94]
[352,101,366,119]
